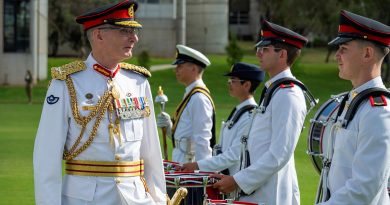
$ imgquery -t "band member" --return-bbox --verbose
[181,62,264,178]
[33,1,166,204]
[157,45,215,163]
[213,20,315,205]
[316,10,390,205]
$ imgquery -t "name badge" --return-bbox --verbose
[114,97,150,120]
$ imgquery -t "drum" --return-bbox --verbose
[163,160,180,172]
[307,92,346,173]
[165,171,222,205]
[207,199,258,205]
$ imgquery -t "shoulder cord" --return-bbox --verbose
[63,76,114,160]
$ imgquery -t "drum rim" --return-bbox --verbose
[307,92,346,174]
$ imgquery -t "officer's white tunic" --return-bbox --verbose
[172,79,213,163]
[197,98,257,175]
[234,69,306,205]
[319,77,390,205]
[33,54,166,205]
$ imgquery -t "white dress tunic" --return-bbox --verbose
[319,77,390,205]
[234,69,306,205]
[197,97,257,175]
[33,54,166,205]
[172,79,213,163]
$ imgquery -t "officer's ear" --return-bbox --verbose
[243,80,251,91]
[362,45,374,63]
[96,29,104,41]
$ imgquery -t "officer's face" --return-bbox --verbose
[256,45,282,72]
[335,41,364,81]
[227,77,248,98]
[174,63,194,85]
[98,26,139,61]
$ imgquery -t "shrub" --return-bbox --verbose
[225,33,243,66]
[137,50,151,69]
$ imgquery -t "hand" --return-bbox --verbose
[181,162,199,171]
[157,112,172,130]
[211,174,239,194]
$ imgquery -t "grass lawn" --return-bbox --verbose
[0,47,353,204]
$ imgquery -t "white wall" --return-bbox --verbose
[135,18,177,57]
[186,0,228,54]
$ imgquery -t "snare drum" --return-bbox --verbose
[307,92,346,173]
[309,91,390,197]
[165,171,222,205]
[207,199,257,205]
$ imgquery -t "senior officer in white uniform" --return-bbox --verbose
[33,1,166,205]
[157,45,215,163]
[213,20,312,205]
[316,10,390,205]
[181,62,264,178]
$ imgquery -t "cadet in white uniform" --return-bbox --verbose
[157,45,215,163]
[181,62,264,177]
[213,20,314,205]
[33,1,166,205]
[317,10,390,205]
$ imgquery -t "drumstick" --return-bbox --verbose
[170,187,188,205]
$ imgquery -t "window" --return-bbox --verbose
[229,0,249,25]
[3,0,31,52]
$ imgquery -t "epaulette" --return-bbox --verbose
[51,61,86,80]
[120,63,151,78]
[279,82,295,88]
[369,95,387,107]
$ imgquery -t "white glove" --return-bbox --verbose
[157,112,172,130]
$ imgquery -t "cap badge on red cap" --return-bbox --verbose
[128,4,134,18]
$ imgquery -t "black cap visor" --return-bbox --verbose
[328,36,355,46]
[172,59,186,65]
[255,39,272,48]
[171,54,206,68]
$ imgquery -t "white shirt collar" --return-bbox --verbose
[85,53,97,70]
[185,79,205,95]
[350,76,386,99]
[265,68,294,88]
[236,97,257,110]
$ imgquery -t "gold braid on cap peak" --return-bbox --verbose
[51,61,86,80]
[120,63,151,78]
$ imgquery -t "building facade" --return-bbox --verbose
[0,0,48,85]
[0,0,229,84]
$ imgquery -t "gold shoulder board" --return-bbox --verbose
[51,61,87,80]
[120,63,151,78]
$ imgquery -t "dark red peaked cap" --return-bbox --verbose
[76,0,142,31]
[329,10,390,47]
[255,20,308,49]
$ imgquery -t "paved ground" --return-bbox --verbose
[150,64,175,72]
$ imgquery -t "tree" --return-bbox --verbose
[48,0,115,57]
[225,33,244,66]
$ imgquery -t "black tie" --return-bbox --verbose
[226,107,237,121]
